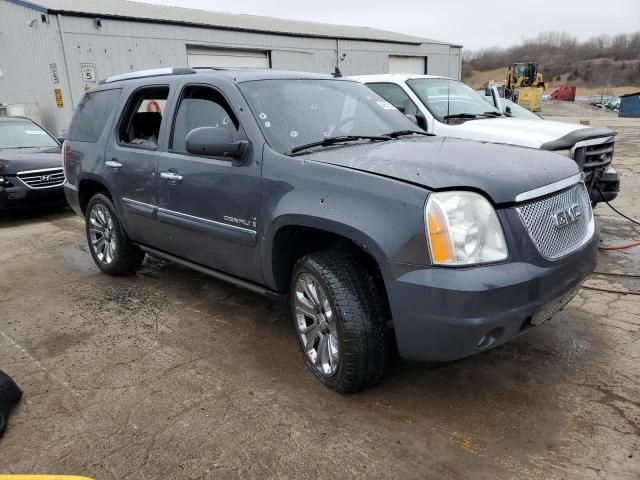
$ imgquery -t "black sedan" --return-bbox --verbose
[0,117,67,210]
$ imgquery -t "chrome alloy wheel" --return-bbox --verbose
[294,273,340,376]
[89,204,117,265]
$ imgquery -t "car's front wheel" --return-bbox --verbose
[85,193,144,275]
[291,252,388,393]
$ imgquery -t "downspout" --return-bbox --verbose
[56,14,76,109]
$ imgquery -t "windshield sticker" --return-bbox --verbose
[25,130,47,135]
[264,121,271,128]
[259,112,268,120]
[377,101,396,110]
[290,131,299,138]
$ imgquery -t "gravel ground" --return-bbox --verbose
[0,106,638,479]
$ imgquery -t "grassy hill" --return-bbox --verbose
[463,31,640,96]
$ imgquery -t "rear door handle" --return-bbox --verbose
[106,160,123,170]
[160,171,183,182]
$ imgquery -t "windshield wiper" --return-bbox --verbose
[480,111,503,117]
[289,135,390,154]
[385,130,432,138]
[442,113,479,122]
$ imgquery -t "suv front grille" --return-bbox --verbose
[17,168,65,189]
[516,182,594,261]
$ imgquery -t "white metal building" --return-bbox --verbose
[0,0,462,134]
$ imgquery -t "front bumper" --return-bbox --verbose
[0,183,67,210]
[587,166,619,203]
[384,231,598,362]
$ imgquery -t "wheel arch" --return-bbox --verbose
[264,215,391,298]
[78,175,112,214]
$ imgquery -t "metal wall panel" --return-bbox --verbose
[0,3,462,133]
[0,1,74,132]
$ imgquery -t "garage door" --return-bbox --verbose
[187,47,269,69]
[388,56,427,74]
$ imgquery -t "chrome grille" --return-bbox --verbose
[517,182,594,261]
[573,137,615,172]
[17,168,65,189]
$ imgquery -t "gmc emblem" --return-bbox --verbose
[552,203,582,228]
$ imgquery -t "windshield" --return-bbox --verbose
[0,121,59,149]
[239,79,419,154]
[406,78,501,122]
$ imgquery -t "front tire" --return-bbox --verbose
[291,252,388,393]
[85,193,144,275]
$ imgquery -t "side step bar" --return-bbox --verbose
[137,244,285,302]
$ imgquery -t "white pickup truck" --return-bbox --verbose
[349,74,619,203]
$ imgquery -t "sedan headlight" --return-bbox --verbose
[426,191,508,265]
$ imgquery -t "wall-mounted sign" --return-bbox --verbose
[81,63,97,83]
[50,63,59,84]
[54,88,64,108]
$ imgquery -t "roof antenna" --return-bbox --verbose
[332,66,342,78]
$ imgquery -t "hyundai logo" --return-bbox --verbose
[552,203,582,228]
[39,175,51,181]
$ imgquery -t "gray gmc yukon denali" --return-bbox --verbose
[64,68,598,392]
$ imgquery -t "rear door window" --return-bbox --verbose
[118,86,170,150]
[68,89,121,143]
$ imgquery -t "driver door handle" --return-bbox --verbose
[105,160,123,170]
[160,171,183,182]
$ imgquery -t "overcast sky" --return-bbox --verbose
[142,0,640,50]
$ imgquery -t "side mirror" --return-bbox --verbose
[505,106,513,117]
[415,112,428,131]
[185,127,248,163]
[57,137,66,144]
[395,105,406,114]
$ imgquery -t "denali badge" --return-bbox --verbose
[552,203,581,228]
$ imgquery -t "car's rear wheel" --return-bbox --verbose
[291,252,388,393]
[85,193,144,275]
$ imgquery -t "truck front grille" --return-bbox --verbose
[516,182,594,261]
[17,168,65,189]
[574,138,614,172]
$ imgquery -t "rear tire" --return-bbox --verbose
[290,251,388,393]
[85,193,145,275]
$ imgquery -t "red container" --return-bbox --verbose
[549,85,577,102]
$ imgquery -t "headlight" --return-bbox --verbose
[425,191,508,265]
[554,149,573,158]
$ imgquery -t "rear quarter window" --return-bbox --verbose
[68,89,121,142]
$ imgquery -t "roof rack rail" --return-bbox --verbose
[99,67,196,85]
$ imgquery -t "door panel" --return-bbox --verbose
[154,81,262,283]
[105,85,171,245]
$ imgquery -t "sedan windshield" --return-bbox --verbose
[0,121,59,149]
[239,79,420,154]
[407,78,502,123]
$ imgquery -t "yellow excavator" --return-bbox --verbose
[505,62,545,112]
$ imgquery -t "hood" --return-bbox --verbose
[304,136,580,205]
[0,147,63,175]
[439,117,599,149]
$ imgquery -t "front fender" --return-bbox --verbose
[259,147,431,290]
